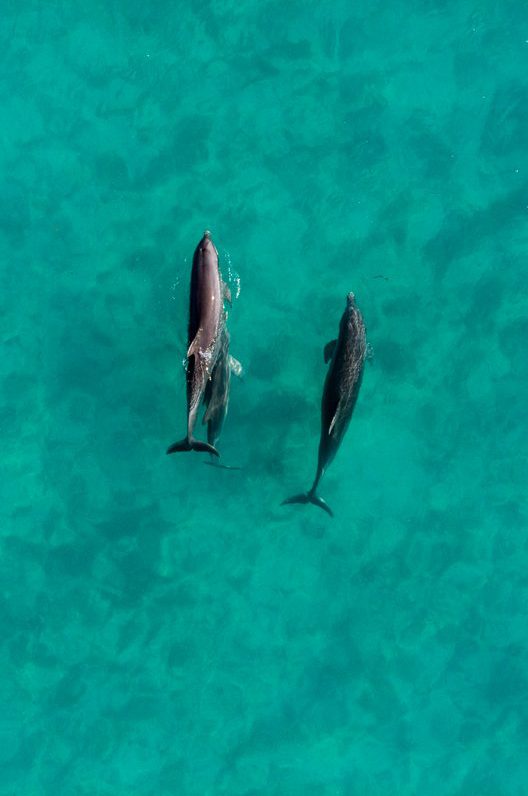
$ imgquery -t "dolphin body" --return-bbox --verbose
[202,327,243,469]
[167,231,228,457]
[282,292,367,517]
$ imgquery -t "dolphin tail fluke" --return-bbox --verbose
[167,437,220,457]
[191,439,220,456]
[281,491,333,517]
[166,437,191,454]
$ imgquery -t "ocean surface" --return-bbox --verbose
[1,1,527,793]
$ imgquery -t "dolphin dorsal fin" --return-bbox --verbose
[324,339,337,364]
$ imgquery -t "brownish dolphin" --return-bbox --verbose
[282,292,367,516]
[167,231,228,456]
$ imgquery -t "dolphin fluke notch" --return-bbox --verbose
[166,437,220,457]
[281,491,334,517]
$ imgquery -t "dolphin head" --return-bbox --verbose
[199,230,218,259]
[200,230,215,252]
[343,292,358,330]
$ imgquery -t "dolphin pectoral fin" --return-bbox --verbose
[324,339,337,364]
[281,492,334,517]
[222,282,232,306]
[167,437,220,457]
[228,355,243,377]
[187,332,202,359]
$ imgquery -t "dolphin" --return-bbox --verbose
[282,292,367,516]
[167,231,228,457]
[202,327,243,469]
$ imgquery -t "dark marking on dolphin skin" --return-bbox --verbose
[202,327,243,470]
[282,292,367,517]
[167,231,228,457]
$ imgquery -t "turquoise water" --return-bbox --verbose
[1,1,527,793]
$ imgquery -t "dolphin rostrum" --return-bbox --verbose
[282,292,367,516]
[202,327,243,469]
[167,231,229,457]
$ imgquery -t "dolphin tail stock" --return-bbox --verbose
[281,491,333,517]
[166,437,220,457]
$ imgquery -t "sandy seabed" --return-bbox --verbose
[0,1,527,793]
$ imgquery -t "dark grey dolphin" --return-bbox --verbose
[167,231,228,456]
[282,292,367,516]
[202,327,243,469]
